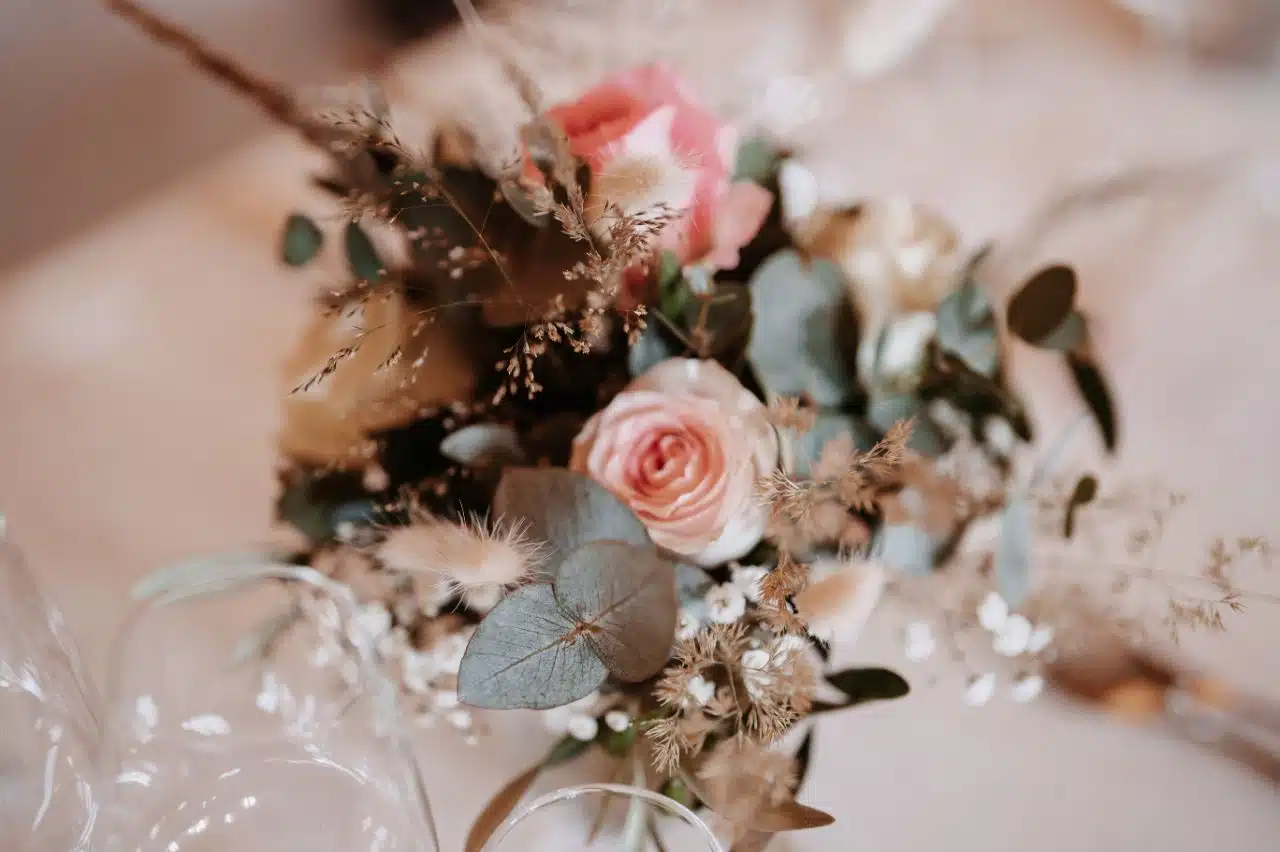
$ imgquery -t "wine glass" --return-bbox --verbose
[91,557,439,852]
[0,517,100,852]
[478,782,725,852]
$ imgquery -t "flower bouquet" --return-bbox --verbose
[108,0,1277,848]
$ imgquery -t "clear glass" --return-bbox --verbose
[478,782,725,852]
[91,560,440,852]
[0,520,100,852]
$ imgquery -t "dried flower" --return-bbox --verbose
[567,715,600,742]
[903,621,936,662]
[705,584,748,624]
[794,559,886,644]
[992,615,1033,657]
[730,565,769,603]
[964,673,997,707]
[376,515,546,599]
[686,674,717,707]
[977,592,1009,633]
[1010,674,1045,703]
[604,710,632,733]
[675,609,702,640]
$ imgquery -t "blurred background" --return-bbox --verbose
[2,1,1280,850]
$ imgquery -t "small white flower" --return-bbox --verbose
[927,398,969,437]
[604,710,632,733]
[964,673,997,707]
[433,690,460,711]
[903,621,936,662]
[431,632,470,673]
[730,565,768,604]
[445,709,472,730]
[977,592,1009,633]
[347,602,392,647]
[740,649,775,700]
[675,609,701,641]
[704,584,747,625]
[993,614,1033,657]
[377,626,408,660]
[567,715,599,742]
[686,674,717,707]
[984,417,1017,457]
[777,160,820,224]
[875,312,938,389]
[542,707,572,734]
[1027,625,1054,654]
[401,651,439,695]
[1010,674,1045,703]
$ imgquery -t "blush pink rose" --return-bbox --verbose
[537,63,773,276]
[570,358,779,566]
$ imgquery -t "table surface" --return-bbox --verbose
[2,2,1280,849]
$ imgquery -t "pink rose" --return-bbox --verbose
[570,358,779,566]
[538,63,773,274]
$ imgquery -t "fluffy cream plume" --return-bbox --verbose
[376,515,546,595]
[794,559,887,645]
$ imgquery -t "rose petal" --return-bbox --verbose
[701,181,774,271]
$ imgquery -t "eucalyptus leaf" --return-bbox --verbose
[748,251,857,405]
[457,583,608,710]
[463,765,542,852]
[996,497,1033,607]
[874,524,938,576]
[812,667,910,713]
[936,287,999,377]
[683,282,753,359]
[1033,311,1086,352]
[657,251,692,319]
[543,734,594,767]
[734,137,781,184]
[1006,263,1077,346]
[628,320,678,378]
[1066,351,1118,453]
[867,393,921,433]
[281,213,323,266]
[555,540,677,682]
[499,178,549,227]
[277,479,335,541]
[1063,473,1098,539]
[787,413,878,478]
[491,468,651,574]
[674,561,714,605]
[344,221,385,283]
[440,423,526,468]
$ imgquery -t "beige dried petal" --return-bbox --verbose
[794,559,886,645]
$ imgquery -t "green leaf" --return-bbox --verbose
[996,497,1033,607]
[439,423,525,468]
[812,667,910,713]
[544,734,594,767]
[733,137,781,184]
[603,724,638,758]
[788,413,878,478]
[555,540,677,682]
[277,478,335,541]
[1063,473,1098,539]
[1034,310,1086,352]
[674,561,714,605]
[344,221,385,283]
[661,777,694,809]
[457,583,608,710]
[627,319,678,378]
[281,213,323,266]
[874,524,938,575]
[657,251,691,318]
[1066,351,1118,453]
[747,250,857,406]
[867,395,948,457]
[491,468,651,575]
[936,283,999,377]
[1006,263,1078,346]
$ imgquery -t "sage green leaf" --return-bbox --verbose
[789,413,878,478]
[1034,310,1086,352]
[733,137,781,184]
[936,284,999,377]
[492,468,651,574]
[1066,351,1118,453]
[868,396,947,457]
[1006,263,1077,345]
[457,583,607,710]
[499,178,549,227]
[996,497,1033,607]
[747,250,856,406]
[628,320,678,378]
[440,423,525,468]
[657,251,691,319]
[674,561,714,605]
[543,734,594,767]
[1063,473,1098,539]
[277,478,334,541]
[555,540,677,682]
[463,764,542,852]
[874,524,937,575]
[281,213,323,266]
[344,221,385,282]
[812,667,910,712]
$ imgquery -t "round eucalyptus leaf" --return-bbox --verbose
[1006,263,1077,345]
[627,321,678,378]
[788,413,878,478]
[734,137,781,184]
[344,221,385,283]
[873,524,938,576]
[682,282,752,359]
[281,213,323,266]
[555,540,677,682]
[491,468,650,575]
[937,288,1000,377]
[747,250,857,406]
[440,423,526,468]
[499,178,549,227]
[996,497,1033,606]
[457,583,607,710]
[1031,310,1086,352]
